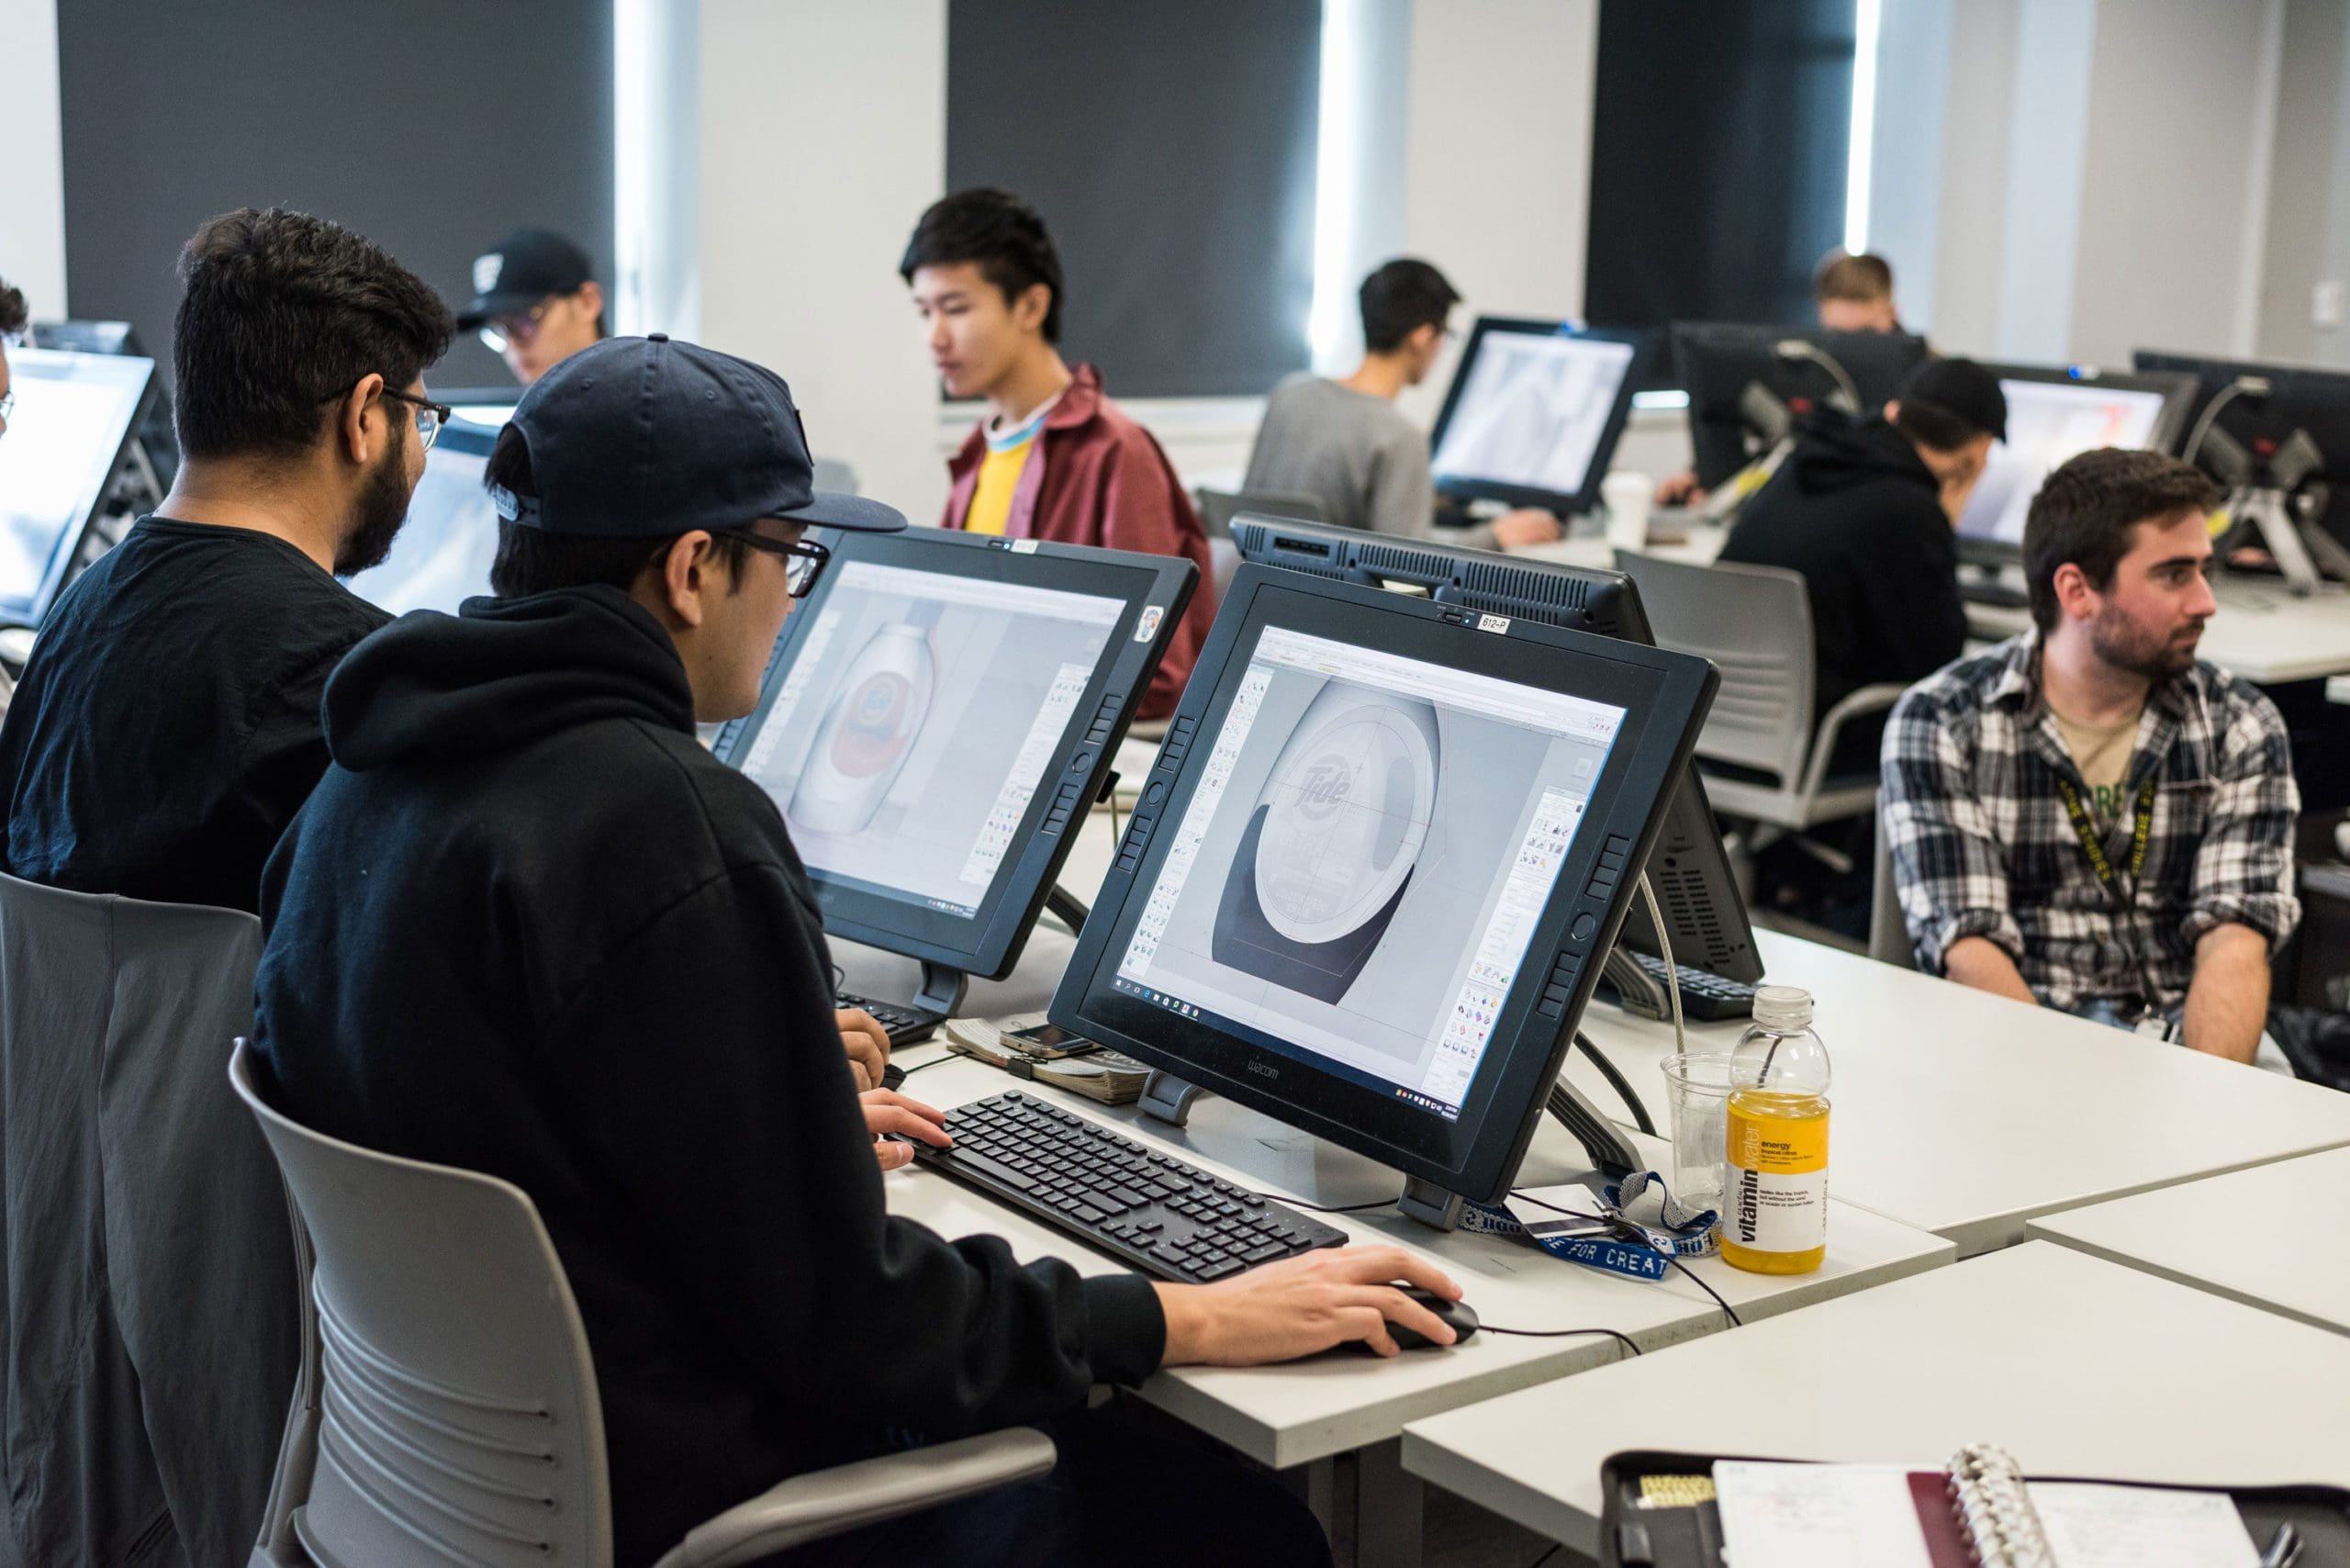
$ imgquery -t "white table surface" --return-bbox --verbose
[2025,1145,2350,1337]
[1401,1240,2350,1557]
[878,1048,1953,1472]
[1969,576,2350,684]
[1562,931,2350,1256]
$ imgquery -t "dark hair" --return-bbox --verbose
[172,207,455,461]
[1892,398,1979,453]
[2023,448,2219,632]
[899,188,1066,343]
[1360,259,1460,353]
[0,278,26,338]
[482,423,751,598]
[1812,250,1894,304]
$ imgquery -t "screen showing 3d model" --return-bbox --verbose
[344,430,501,614]
[0,346,153,621]
[1430,330,1637,500]
[736,560,1124,917]
[1111,626,1626,1119]
[1958,380,2170,545]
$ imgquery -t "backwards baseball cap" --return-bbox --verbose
[1896,356,2009,444]
[457,228,597,330]
[492,334,907,538]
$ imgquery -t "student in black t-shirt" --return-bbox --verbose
[0,207,455,913]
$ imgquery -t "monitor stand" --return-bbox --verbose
[1043,883,1091,935]
[2231,484,2350,597]
[1138,1064,1641,1235]
[910,961,970,1022]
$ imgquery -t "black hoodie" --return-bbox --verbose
[251,587,1164,1565]
[1717,413,1969,776]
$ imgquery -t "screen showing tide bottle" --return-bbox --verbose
[733,560,1124,918]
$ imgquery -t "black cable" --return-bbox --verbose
[1669,1254,1742,1328]
[1527,1545,1563,1568]
[1248,1189,1398,1215]
[1574,1030,1656,1135]
[890,1052,955,1080]
[1476,1324,1642,1360]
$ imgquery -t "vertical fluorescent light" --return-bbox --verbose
[1842,0,1882,255]
[1310,0,1365,373]
[612,0,651,335]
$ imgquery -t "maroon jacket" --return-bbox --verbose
[941,364,1213,719]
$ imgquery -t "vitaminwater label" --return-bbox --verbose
[1724,1100,1828,1254]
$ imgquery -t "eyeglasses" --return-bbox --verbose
[479,297,558,354]
[731,530,833,598]
[315,385,453,452]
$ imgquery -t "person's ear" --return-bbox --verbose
[658,532,718,628]
[2051,561,2098,621]
[572,280,603,324]
[336,373,387,465]
[1013,281,1052,336]
[1883,399,1902,424]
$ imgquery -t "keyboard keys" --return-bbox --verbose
[916,1092,1347,1284]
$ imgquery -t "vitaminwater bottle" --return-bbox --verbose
[1720,984,1830,1274]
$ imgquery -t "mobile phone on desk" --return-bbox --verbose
[1002,1022,1099,1059]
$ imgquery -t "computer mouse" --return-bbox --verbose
[1357,1286,1479,1352]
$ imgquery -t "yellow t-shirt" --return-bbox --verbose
[961,398,1057,537]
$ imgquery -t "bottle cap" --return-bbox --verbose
[1751,985,1813,1030]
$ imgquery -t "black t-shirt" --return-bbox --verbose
[0,515,389,913]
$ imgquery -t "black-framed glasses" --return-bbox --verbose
[735,532,833,598]
[316,385,453,452]
[479,297,558,353]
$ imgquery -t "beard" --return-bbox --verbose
[333,446,414,577]
[2088,599,2202,681]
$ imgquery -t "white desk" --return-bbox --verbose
[2025,1146,2350,1337]
[1967,577,2350,684]
[1514,519,1728,574]
[1401,1241,2350,1558]
[1563,931,2350,1256]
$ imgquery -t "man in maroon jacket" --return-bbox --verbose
[903,188,1213,720]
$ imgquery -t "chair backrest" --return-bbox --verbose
[1194,487,1326,540]
[1869,808,1918,969]
[0,872,292,1568]
[1613,551,1818,785]
[228,1043,613,1568]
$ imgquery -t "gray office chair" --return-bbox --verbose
[228,1043,1057,1568]
[1868,807,1918,970]
[0,872,297,1568]
[1193,486,1327,540]
[1614,551,1905,873]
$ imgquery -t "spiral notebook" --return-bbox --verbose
[1708,1446,2260,1568]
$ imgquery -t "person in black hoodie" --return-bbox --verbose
[251,335,1460,1567]
[1717,355,2008,778]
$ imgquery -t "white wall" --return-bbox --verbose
[1,0,70,320]
[2258,0,2350,367]
[697,0,948,520]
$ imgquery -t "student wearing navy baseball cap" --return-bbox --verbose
[252,336,1417,1566]
[456,226,607,386]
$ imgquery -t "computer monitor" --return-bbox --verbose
[343,420,503,616]
[2135,350,2350,581]
[1953,364,2198,566]
[0,346,159,627]
[1671,323,1931,490]
[1046,559,1718,1214]
[1427,318,1649,517]
[1227,515,1764,990]
[714,526,1196,1003]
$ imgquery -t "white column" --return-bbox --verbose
[0,0,70,319]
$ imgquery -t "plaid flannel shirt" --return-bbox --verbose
[1881,633,2300,1014]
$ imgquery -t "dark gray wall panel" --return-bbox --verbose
[947,0,1321,398]
[58,0,614,393]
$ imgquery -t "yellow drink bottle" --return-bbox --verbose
[1720,985,1830,1274]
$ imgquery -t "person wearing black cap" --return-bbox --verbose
[252,333,1455,1566]
[1718,355,2008,779]
[456,226,605,386]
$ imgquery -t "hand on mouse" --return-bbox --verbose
[860,1089,948,1170]
[837,1008,891,1092]
[1153,1246,1462,1363]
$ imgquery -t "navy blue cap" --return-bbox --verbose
[457,228,596,329]
[1897,356,2009,444]
[493,335,907,539]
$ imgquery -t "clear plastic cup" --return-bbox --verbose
[1660,1052,1739,1214]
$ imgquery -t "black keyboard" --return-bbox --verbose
[1603,951,1758,1022]
[911,1091,1348,1283]
[836,991,943,1048]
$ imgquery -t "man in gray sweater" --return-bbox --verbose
[1243,259,1560,551]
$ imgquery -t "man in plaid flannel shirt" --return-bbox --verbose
[1883,448,2300,1068]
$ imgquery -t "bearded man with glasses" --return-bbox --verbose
[0,206,453,913]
